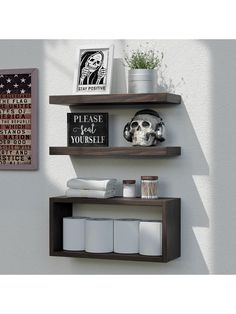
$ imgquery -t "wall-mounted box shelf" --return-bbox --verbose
[50,196,181,263]
[49,146,181,157]
[49,93,181,107]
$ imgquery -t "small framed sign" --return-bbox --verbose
[0,68,38,170]
[73,45,114,95]
[67,112,108,147]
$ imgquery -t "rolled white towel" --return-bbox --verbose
[65,188,116,199]
[67,177,117,191]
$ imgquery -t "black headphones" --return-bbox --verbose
[130,109,162,122]
[123,109,165,143]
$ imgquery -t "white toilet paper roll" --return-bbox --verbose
[85,218,113,253]
[139,220,162,256]
[114,219,139,253]
[63,217,85,251]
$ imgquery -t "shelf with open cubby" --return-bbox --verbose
[50,196,181,263]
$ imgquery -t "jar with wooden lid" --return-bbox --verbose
[141,176,158,199]
[123,180,136,198]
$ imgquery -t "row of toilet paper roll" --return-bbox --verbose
[63,217,162,256]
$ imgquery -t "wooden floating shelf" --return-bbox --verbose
[52,250,163,262]
[50,196,179,206]
[49,93,181,107]
[50,197,181,263]
[49,146,181,157]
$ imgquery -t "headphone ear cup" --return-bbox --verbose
[123,122,133,142]
[156,122,166,142]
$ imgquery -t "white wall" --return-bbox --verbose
[0,39,235,274]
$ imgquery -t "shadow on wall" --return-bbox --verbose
[111,58,127,93]
[69,57,210,274]
[157,63,186,93]
[203,41,236,274]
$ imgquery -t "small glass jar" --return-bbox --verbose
[141,176,158,199]
[123,180,136,198]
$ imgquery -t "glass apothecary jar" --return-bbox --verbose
[123,180,136,198]
[141,176,158,199]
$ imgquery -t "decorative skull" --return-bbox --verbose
[86,52,103,72]
[123,109,166,146]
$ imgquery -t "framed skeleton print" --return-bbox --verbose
[73,45,114,95]
[0,68,38,170]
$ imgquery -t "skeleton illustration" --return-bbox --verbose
[123,109,166,146]
[79,51,107,85]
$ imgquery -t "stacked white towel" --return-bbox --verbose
[66,177,117,198]
[67,177,117,191]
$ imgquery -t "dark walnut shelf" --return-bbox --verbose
[52,250,164,262]
[50,196,181,263]
[49,93,181,107]
[49,146,181,157]
[51,196,179,205]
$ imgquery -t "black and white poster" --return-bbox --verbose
[79,50,108,85]
[73,45,114,95]
[67,112,109,147]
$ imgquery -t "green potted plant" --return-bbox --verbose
[124,45,163,93]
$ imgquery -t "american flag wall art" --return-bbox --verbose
[0,68,38,170]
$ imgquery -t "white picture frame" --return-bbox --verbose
[73,44,114,95]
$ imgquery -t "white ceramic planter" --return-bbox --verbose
[128,69,157,93]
